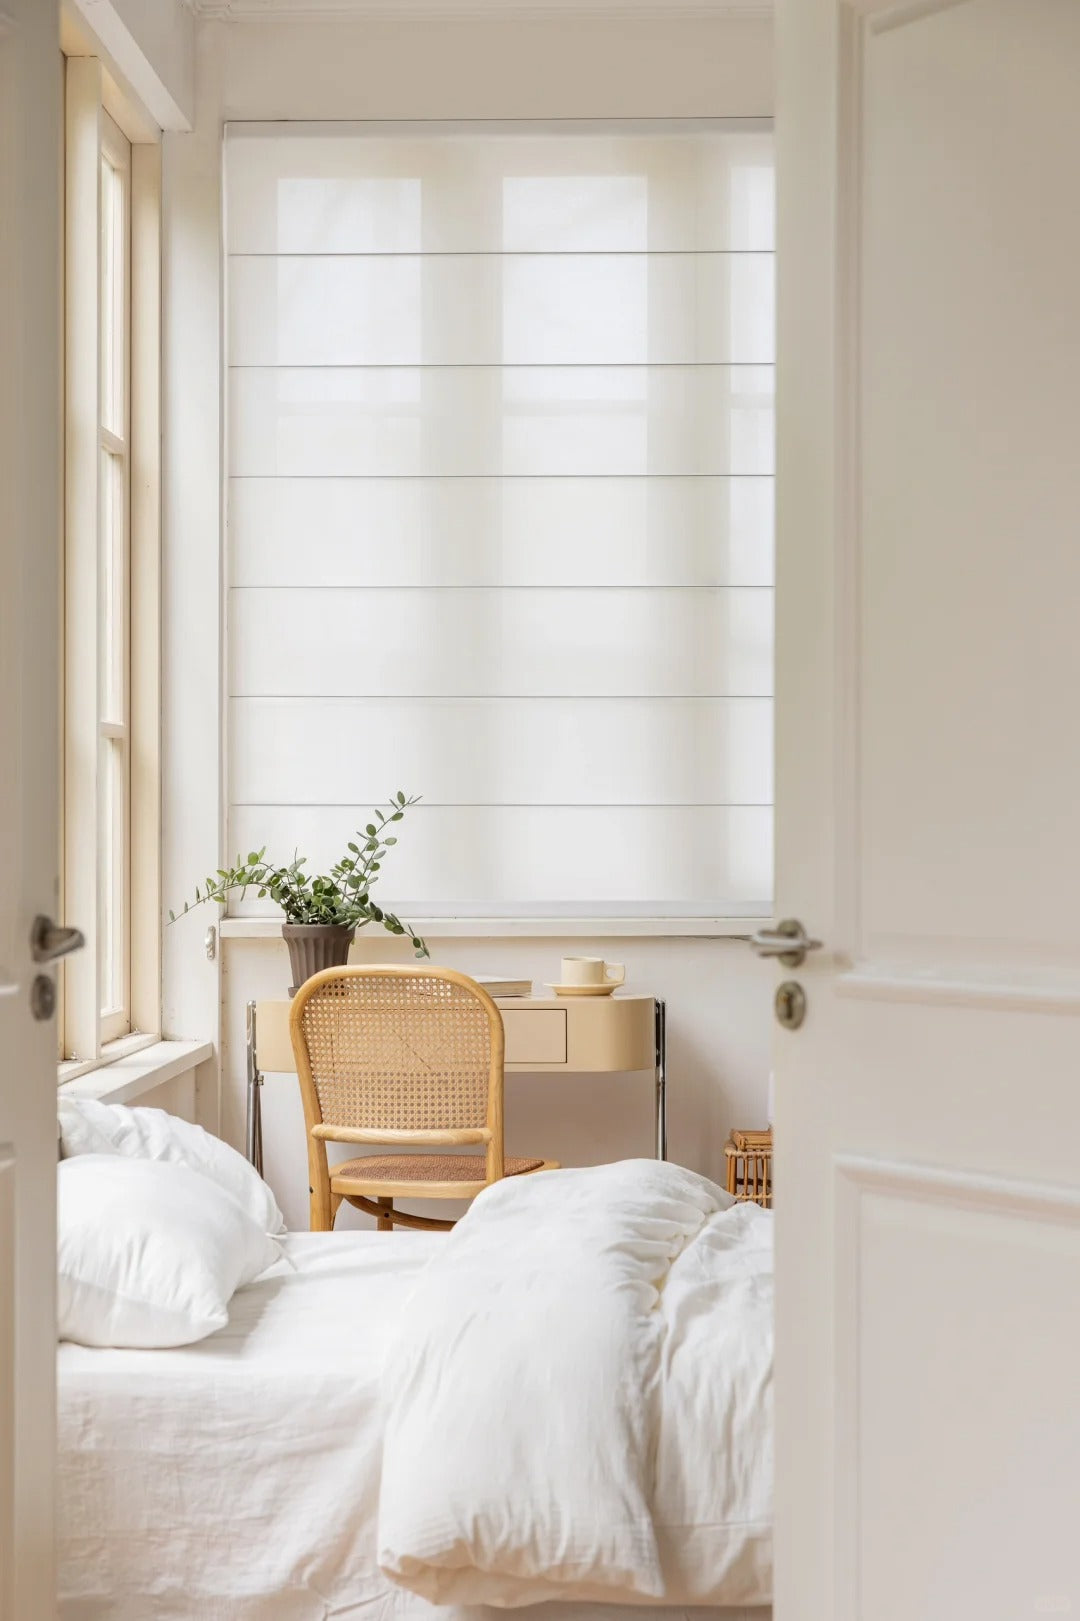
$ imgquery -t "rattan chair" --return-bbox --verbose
[289,964,558,1232]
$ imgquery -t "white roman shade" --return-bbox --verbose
[225,122,774,921]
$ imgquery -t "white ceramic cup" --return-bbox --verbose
[560,956,625,987]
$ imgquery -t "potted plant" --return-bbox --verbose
[170,791,428,994]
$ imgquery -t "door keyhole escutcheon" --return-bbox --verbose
[775,980,806,1031]
[30,975,56,1021]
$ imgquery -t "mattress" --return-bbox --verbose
[57,1230,769,1621]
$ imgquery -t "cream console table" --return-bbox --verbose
[245,993,667,1174]
[495,994,666,1160]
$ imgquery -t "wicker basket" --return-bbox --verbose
[723,1127,773,1208]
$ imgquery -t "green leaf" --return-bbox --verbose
[170,798,421,929]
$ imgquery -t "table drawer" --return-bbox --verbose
[501,1008,567,1066]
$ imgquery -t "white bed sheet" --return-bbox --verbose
[58,1230,769,1621]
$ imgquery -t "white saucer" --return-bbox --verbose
[546,982,620,998]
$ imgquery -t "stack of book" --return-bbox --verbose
[473,975,532,998]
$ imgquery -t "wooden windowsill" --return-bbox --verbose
[59,1038,214,1104]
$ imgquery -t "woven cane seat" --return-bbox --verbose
[333,1153,545,1184]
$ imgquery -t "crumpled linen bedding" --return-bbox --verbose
[377,1160,773,1610]
[57,1161,772,1620]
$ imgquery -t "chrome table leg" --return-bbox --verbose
[245,999,264,1174]
[654,998,668,1161]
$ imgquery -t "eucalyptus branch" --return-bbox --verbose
[168,792,428,958]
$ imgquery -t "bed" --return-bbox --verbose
[58,1162,772,1621]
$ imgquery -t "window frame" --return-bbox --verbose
[62,57,161,1067]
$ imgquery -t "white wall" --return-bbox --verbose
[163,9,777,1231]
[217,14,772,120]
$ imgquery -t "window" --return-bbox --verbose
[97,112,131,1039]
[62,60,160,1064]
[224,122,774,926]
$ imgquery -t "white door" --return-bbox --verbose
[773,1,1080,1617]
[0,0,63,1616]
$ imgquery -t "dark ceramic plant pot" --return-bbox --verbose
[282,923,356,997]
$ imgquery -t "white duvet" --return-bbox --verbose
[377,1160,773,1610]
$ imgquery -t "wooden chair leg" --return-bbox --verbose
[308,1139,334,1232]
[310,1183,334,1232]
[376,1197,394,1232]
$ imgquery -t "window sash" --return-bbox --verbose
[63,60,160,1063]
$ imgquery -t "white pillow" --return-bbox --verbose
[57,1155,282,1348]
[58,1096,285,1234]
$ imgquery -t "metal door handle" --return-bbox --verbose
[30,915,85,963]
[749,918,823,969]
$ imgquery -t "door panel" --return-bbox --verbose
[775,1,1080,1617]
[857,1,1080,976]
[836,1157,1080,1621]
[0,0,61,1616]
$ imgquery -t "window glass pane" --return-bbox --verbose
[100,154,125,439]
[99,735,126,1017]
[100,446,125,722]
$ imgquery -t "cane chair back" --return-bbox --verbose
[294,966,498,1136]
